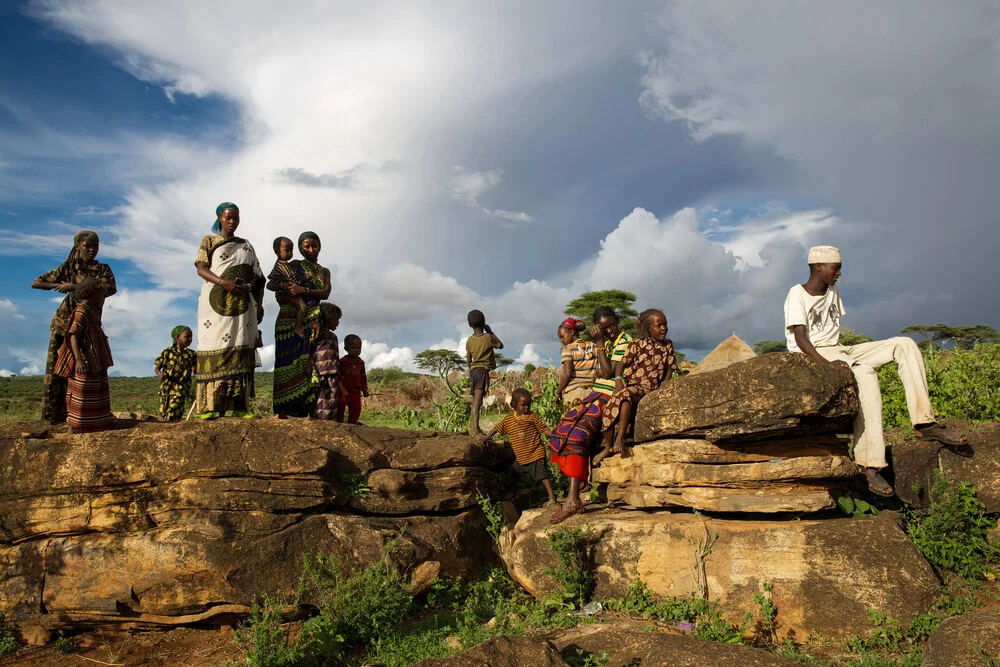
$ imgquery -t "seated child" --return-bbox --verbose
[267,236,310,339]
[480,388,557,505]
[312,303,342,420]
[53,278,114,434]
[337,334,369,424]
[592,308,678,465]
[154,325,197,422]
[465,309,503,436]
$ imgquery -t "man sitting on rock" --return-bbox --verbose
[784,245,968,497]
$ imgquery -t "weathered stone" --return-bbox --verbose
[591,455,858,487]
[989,525,1000,547]
[634,353,858,443]
[409,560,442,596]
[502,508,939,639]
[888,421,1000,512]
[415,635,569,666]
[618,436,849,465]
[607,483,840,513]
[546,620,804,666]
[0,421,503,634]
[923,609,1000,667]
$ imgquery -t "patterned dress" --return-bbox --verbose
[53,304,114,433]
[34,260,116,422]
[271,259,329,416]
[601,337,678,431]
[155,346,197,421]
[312,330,339,420]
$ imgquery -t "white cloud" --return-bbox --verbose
[360,340,419,372]
[0,369,15,377]
[514,343,543,368]
[258,344,275,373]
[448,167,535,224]
[19,363,41,376]
[0,300,26,320]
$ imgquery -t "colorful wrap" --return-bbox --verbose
[548,391,608,481]
[272,259,328,416]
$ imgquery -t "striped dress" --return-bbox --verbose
[54,304,114,433]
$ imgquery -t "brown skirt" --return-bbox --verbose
[66,370,113,433]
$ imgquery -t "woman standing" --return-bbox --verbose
[268,231,331,418]
[194,202,265,419]
[31,230,116,423]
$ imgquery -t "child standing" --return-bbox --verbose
[555,317,598,409]
[465,309,503,436]
[312,303,342,420]
[53,278,114,434]
[267,236,309,339]
[592,308,678,464]
[480,388,557,505]
[337,334,369,424]
[154,325,197,422]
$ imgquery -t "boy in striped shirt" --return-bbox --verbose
[480,388,557,505]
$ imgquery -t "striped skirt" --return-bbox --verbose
[548,392,608,481]
[66,370,114,433]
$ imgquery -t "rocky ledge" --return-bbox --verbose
[0,420,508,642]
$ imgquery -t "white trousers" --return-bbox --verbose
[815,337,935,469]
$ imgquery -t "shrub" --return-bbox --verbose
[233,595,305,667]
[0,612,17,656]
[543,526,598,608]
[368,366,407,386]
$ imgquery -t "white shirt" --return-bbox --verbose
[784,284,846,352]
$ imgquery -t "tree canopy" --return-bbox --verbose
[900,324,999,350]
[839,328,874,346]
[752,340,787,355]
[414,349,466,396]
[564,289,638,336]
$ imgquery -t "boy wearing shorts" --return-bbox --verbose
[465,309,503,436]
[480,388,557,505]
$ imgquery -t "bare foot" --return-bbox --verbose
[591,447,610,465]
[612,439,625,454]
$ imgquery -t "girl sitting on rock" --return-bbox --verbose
[592,308,678,465]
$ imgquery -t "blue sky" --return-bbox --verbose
[2,1,998,376]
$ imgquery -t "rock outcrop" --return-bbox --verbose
[634,353,858,443]
[889,421,1000,512]
[923,609,1000,667]
[0,420,508,640]
[603,353,860,513]
[501,508,940,640]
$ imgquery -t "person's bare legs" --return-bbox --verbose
[612,400,632,453]
[591,429,615,465]
[542,478,557,504]
[565,477,581,508]
[471,388,485,436]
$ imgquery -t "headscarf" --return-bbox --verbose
[63,230,99,267]
[298,231,320,251]
[559,317,585,335]
[212,202,239,234]
[171,325,191,342]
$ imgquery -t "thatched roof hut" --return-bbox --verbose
[689,334,756,376]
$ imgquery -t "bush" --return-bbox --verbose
[0,612,17,656]
[543,526,598,609]
[368,366,407,386]
[880,344,1000,427]
[233,595,306,667]
[905,472,999,579]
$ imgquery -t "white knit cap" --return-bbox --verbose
[807,245,841,264]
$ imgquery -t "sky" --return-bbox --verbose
[1,0,998,377]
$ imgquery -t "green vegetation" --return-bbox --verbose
[905,472,999,579]
[752,339,788,355]
[543,526,598,609]
[54,635,76,654]
[0,611,18,656]
[901,324,999,350]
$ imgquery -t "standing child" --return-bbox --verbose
[592,308,678,465]
[312,303,342,420]
[480,388,557,505]
[465,309,503,436]
[154,326,197,422]
[267,236,310,340]
[337,334,369,424]
[53,278,114,434]
[555,317,598,409]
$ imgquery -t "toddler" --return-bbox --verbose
[53,278,114,434]
[267,236,309,339]
[465,309,503,436]
[480,388,557,505]
[154,325,196,422]
[337,334,369,424]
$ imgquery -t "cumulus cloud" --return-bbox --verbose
[0,300,26,320]
[0,369,15,377]
[360,340,419,372]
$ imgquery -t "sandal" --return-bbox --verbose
[551,502,582,524]
[913,423,968,447]
[865,470,894,498]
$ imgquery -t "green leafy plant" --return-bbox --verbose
[54,635,75,655]
[905,472,999,579]
[0,612,17,656]
[233,594,305,667]
[476,490,504,545]
[544,526,598,609]
[753,581,777,642]
[342,473,370,498]
[837,496,880,518]
[566,648,611,667]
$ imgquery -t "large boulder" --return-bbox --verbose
[923,609,1000,667]
[415,636,569,666]
[502,508,939,640]
[0,420,506,639]
[888,421,1000,512]
[634,353,858,443]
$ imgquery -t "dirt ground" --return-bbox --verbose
[0,627,241,667]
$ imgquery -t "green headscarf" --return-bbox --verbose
[171,325,191,342]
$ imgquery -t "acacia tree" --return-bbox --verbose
[414,349,466,397]
[563,289,638,337]
[752,340,788,355]
[901,324,999,350]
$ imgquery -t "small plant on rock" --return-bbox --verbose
[0,612,17,656]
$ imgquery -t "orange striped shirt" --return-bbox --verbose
[494,412,549,465]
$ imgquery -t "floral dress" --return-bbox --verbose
[155,345,197,421]
[601,338,678,431]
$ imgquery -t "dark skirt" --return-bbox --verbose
[272,302,319,416]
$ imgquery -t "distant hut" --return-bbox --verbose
[689,334,756,376]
